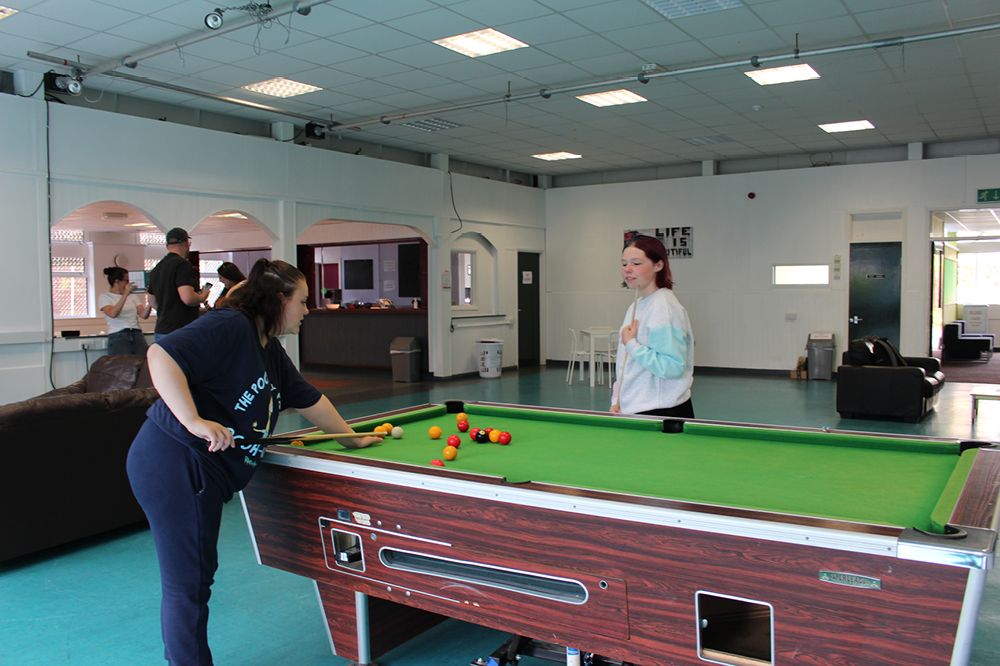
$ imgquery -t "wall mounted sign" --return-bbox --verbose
[978,188,1000,202]
[625,227,693,258]
[522,271,533,284]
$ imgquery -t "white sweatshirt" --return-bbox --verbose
[612,288,694,414]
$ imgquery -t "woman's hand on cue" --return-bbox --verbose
[341,434,384,449]
[186,418,235,452]
[621,319,640,345]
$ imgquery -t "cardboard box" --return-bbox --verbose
[790,369,808,380]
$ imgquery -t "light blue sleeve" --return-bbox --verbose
[627,325,687,379]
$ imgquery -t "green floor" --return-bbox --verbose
[2,367,998,666]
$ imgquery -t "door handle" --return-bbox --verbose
[848,316,862,324]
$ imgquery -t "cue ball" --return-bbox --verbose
[447,435,461,447]
[391,426,404,439]
[457,420,470,432]
[429,426,442,439]
[430,459,445,467]
[475,430,490,443]
[443,445,458,460]
[498,431,511,445]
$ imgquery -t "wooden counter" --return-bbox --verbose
[299,308,428,370]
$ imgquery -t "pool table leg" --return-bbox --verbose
[950,568,987,666]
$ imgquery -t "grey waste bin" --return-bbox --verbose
[390,337,421,382]
[806,334,836,381]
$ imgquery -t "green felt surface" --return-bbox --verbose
[298,404,968,533]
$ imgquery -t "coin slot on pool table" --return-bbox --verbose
[696,592,773,666]
[324,527,365,572]
[380,548,588,604]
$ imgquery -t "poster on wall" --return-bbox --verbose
[624,227,693,258]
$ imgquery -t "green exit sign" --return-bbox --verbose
[979,188,1000,202]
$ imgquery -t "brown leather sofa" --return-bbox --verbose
[0,354,158,562]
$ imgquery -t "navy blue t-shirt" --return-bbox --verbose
[146,308,322,496]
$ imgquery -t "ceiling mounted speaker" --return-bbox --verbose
[205,10,223,29]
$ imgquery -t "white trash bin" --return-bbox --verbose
[476,338,504,378]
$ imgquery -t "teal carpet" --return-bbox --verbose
[2,368,997,665]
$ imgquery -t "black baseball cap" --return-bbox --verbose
[166,228,190,244]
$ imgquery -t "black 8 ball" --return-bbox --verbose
[475,430,490,443]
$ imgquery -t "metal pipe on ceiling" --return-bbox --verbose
[83,0,335,79]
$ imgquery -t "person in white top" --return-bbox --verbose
[610,235,695,417]
[100,266,152,356]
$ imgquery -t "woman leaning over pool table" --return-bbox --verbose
[127,258,382,666]
[611,234,695,418]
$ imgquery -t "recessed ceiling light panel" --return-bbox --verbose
[576,89,648,107]
[745,63,820,86]
[819,120,875,133]
[402,118,461,132]
[0,6,18,20]
[684,135,733,146]
[242,77,321,98]
[639,0,742,20]
[434,28,528,58]
[532,152,582,161]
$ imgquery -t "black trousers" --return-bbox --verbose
[127,422,225,666]
[639,398,695,419]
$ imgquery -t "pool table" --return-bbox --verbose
[240,401,1000,666]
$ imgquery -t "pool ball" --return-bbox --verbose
[381,423,393,432]
[391,426,404,439]
[430,459,445,467]
[289,440,304,446]
[498,431,512,445]
[428,426,442,439]
[446,435,461,447]
[456,412,468,422]
[442,445,458,460]
[475,430,490,443]
[457,420,470,432]
[373,425,389,435]
[469,428,480,442]
[488,429,501,443]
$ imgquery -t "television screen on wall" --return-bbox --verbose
[344,259,374,290]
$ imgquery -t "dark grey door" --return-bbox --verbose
[517,252,540,367]
[848,242,902,346]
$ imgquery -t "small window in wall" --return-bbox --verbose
[452,252,474,306]
[52,256,89,318]
[773,265,829,285]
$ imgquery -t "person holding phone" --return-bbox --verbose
[100,266,152,355]
[147,228,211,341]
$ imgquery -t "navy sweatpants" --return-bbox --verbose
[127,421,227,666]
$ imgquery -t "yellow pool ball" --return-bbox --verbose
[428,426,442,439]
[456,412,468,422]
[442,445,458,460]
[489,429,501,443]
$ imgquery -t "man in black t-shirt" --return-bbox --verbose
[148,227,210,340]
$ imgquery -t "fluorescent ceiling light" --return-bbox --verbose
[242,77,321,98]
[0,6,18,20]
[125,223,155,227]
[532,152,582,161]
[216,212,248,219]
[639,0,742,20]
[745,63,820,86]
[684,135,732,146]
[402,118,460,132]
[576,89,647,107]
[103,212,128,219]
[819,120,875,133]
[434,28,528,58]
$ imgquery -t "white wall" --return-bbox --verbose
[0,94,545,404]
[546,154,999,370]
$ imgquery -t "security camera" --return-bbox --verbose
[293,1,311,15]
[54,76,82,96]
[205,9,223,29]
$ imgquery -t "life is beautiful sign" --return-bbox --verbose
[624,227,693,258]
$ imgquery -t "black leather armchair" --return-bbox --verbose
[0,355,158,562]
[942,321,993,362]
[836,353,945,423]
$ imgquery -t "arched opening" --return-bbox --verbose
[190,210,273,306]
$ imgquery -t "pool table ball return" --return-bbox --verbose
[239,402,1000,666]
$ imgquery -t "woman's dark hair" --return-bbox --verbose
[224,259,305,341]
[622,235,673,290]
[103,266,127,287]
[217,261,246,283]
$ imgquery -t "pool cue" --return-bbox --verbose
[242,432,382,445]
[613,286,641,412]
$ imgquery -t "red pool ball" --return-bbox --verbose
[457,420,470,432]
[498,431,512,445]
[430,459,445,467]
[469,428,480,442]
[447,434,461,447]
